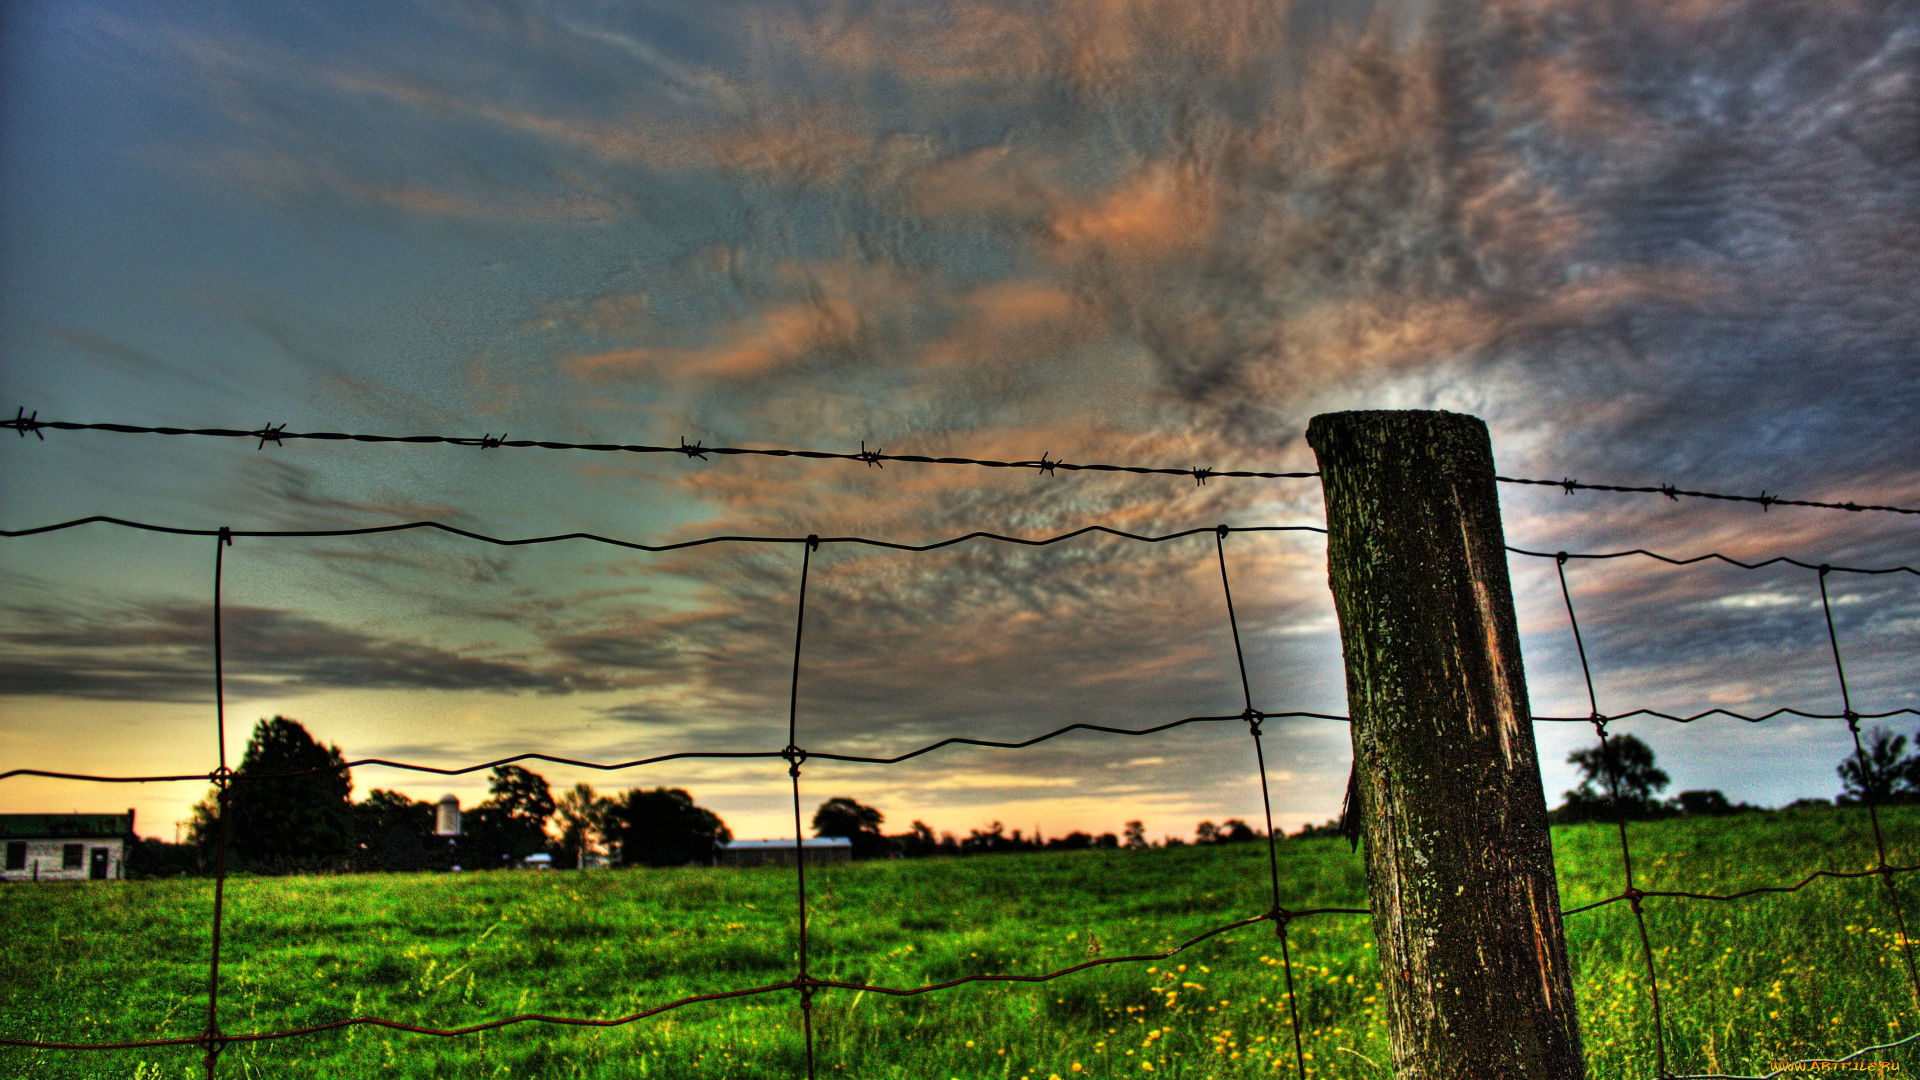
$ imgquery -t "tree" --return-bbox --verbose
[889,820,959,858]
[812,797,891,859]
[191,717,354,871]
[1838,726,1920,806]
[608,788,732,867]
[1558,734,1670,822]
[1672,790,1750,817]
[354,789,435,871]
[1123,820,1147,849]
[553,783,617,869]
[460,766,557,869]
[1218,819,1258,843]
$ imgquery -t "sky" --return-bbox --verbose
[1,0,1915,844]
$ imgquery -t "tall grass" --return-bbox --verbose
[2,806,1914,1078]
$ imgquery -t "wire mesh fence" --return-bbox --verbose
[1,417,1916,1079]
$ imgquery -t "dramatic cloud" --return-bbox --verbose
[3,0,1915,836]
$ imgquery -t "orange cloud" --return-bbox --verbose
[1048,161,1216,259]
[564,296,863,382]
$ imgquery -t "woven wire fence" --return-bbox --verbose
[1,417,1917,1080]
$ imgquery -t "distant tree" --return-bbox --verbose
[1671,790,1750,817]
[125,837,200,879]
[609,788,732,867]
[1293,819,1346,840]
[1217,819,1258,843]
[1838,726,1920,806]
[813,797,891,859]
[1093,833,1119,850]
[1046,832,1095,851]
[461,766,557,869]
[552,783,617,869]
[1122,821,1147,849]
[1195,821,1219,845]
[354,790,434,871]
[890,820,944,858]
[189,717,354,871]
[1558,734,1670,822]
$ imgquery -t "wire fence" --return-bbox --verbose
[1,419,1916,1079]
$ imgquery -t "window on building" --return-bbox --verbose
[63,843,83,869]
[4,841,24,870]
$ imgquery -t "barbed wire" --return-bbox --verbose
[1,496,1914,1074]
[8,408,1917,513]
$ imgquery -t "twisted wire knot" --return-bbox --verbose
[9,407,44,439]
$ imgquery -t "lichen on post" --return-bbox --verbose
[1307,409,1584,1080]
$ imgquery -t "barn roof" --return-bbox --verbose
[0,812,136,839]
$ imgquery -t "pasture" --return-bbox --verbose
[2,806,1915,1079]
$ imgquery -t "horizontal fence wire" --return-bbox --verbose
[8,408,1918,512]
[1553,551,1920,1079]
[1,487,1915,1074]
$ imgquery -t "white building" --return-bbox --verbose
[1,811,136,882]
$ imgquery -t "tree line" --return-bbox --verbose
[126,715,1920,876]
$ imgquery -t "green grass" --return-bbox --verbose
[2,807,1915,1079]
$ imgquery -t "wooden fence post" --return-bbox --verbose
[1306,409,1584,1080]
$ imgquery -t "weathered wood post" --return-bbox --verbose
[1306,410,1584,1080]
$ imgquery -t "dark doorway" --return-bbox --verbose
[89,847,109,880]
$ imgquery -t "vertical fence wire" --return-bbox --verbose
[786,537,819,1079]
[1215,527,1308,1080]
[1556,553,1671,1077]
[203,527,234,1079]
[1818,566,1920,1015]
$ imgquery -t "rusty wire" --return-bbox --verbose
[1,505,1915,1075]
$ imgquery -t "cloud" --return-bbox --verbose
[0,600,610,701]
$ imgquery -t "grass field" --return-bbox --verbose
[2,807,1916,1079]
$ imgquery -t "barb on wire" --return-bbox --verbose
[9,410,1918,512]
[0,413,1317,481]
[10,407,44,439]
[1497,474,1918,516]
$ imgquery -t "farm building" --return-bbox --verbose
[716,837,852,867]
[1,811,136,882]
